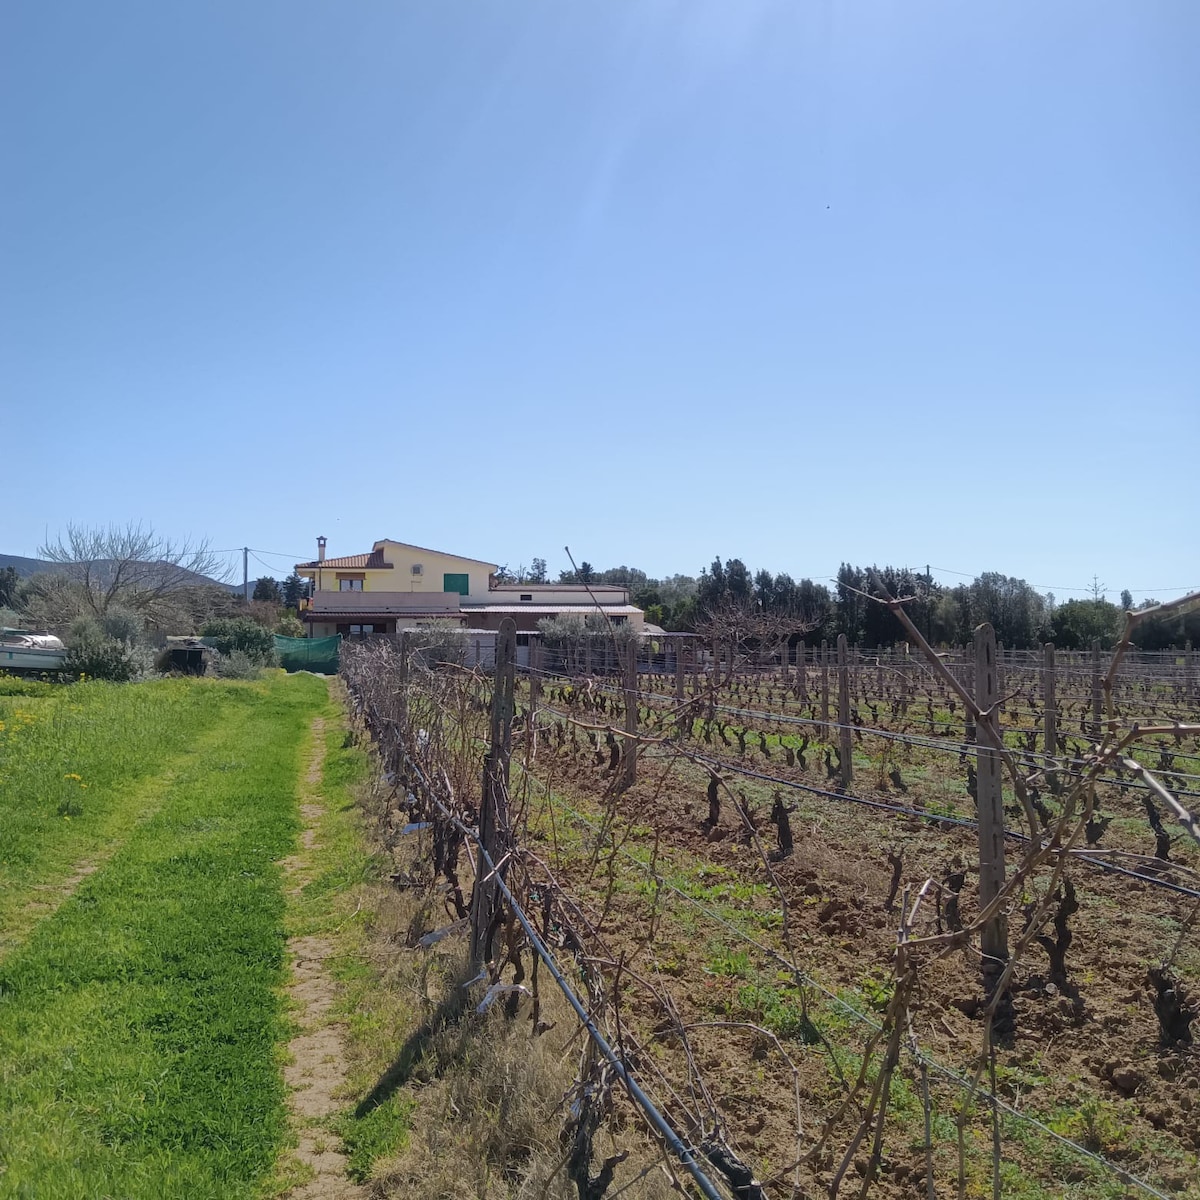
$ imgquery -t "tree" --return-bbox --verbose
[282,573,308,609]
[253,577,280,603]
[559,561,597,584]
[0,566,18,609]
[1050,599,1123,650]
[252,576,281,603]
[1120,589,1133,612]
[38,522,229,623]
[529,557,548,584]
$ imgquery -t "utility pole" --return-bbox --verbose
[243,547,249,603]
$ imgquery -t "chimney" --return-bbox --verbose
[317,535,327,563]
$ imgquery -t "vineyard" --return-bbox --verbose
[342,594,1200,1200]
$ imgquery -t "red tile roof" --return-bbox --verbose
[303,611,460,622]
[295,550,392,570]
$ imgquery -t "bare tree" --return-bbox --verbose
[694,598,816,680]
[37,522,230,622]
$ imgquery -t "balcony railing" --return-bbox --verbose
[307,590,462,614]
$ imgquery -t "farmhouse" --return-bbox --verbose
[295,537,645,638]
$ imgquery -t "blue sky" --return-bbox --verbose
[3,1,1196,600]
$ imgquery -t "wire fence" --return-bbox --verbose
[338,616,1200,1200]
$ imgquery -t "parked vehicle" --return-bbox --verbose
[1,629,68,674]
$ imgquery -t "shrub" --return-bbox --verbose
[276,612,304,638]
[0,606,25,629]
[211,650,264,680]
[64,635,139,682]
[201,618,277,664]
[100,605,143,645]
[63,621,156,683]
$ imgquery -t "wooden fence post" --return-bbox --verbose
[1186,640,1195,707]
[974,623,1009,1010]
[622,638,639,790]
[820,640,830,737]
[471,617,515,969]
[1091,638,1103,741]
[837,634,853,789]
[1042,642,1057,757]
[396,631,409,730]
[674,637,687,740]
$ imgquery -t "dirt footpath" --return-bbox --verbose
[281,716,366,1200]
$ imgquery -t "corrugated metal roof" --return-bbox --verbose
[459,604,643,615]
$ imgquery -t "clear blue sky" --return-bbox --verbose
[3,1,1196,601]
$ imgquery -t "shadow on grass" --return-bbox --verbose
[353,977,473,1119]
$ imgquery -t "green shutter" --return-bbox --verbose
[443,573,470,596]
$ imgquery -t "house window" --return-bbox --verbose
[611,615,627,625]
[338,578,364,591]
[349,624,375,637]
[443,573,470,596]
[520,594,533,602]
[411,564,423,576]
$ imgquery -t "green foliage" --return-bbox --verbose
[735,982,820,1042]
[252,575,281,602]
[63,626,142,682]
[558,560,596,583]
[212,650,264,679]
[201,617,278,664]
[275,612,305,638]
[0,565,19,607]
[99,604,144,645]
[707,948,753,978]
[0,674,53,697]
[1051,599,1123,650]
[1049,1097,1133,1156]
[281,573,308,609]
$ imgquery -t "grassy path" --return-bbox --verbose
[0,672,328,1200]
[0,678,248,954]
[276,715,367,1200]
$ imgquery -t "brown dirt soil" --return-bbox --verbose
[514,670,1200,1199]
[280,716,366,1200]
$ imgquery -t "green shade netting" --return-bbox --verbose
[273,634,340,674]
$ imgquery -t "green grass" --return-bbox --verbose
[276,718,414,1187]
[0,677,256,948]
[0,675,54,698]
[0,672,327,1200]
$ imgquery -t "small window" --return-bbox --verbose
[411,564,423,576]
[339,578,363,591]
[349,624,375,637]
[443,573,470,596]
[520,593,533,602]
[611,615,627,625]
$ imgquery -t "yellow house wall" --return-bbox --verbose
[304,542,498,597]
[373,542,497,598]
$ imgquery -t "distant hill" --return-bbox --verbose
[0,554,54,579]
[0,553,237,592]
